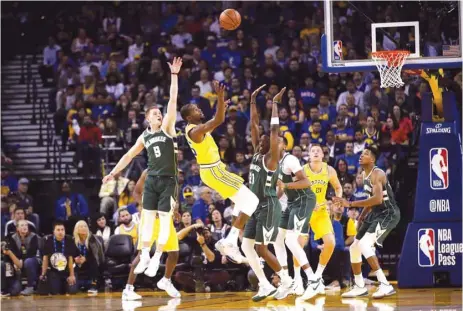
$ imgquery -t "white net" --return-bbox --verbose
[372,51,410,88]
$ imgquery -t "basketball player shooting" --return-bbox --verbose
[241,85,295,301]
[102,57,183,278]
[333,146,400,299]
[181,81,259,264]
[122,169,181,300]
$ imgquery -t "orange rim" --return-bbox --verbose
[372,50,411,67]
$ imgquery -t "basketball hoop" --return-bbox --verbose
[371,50,410,88]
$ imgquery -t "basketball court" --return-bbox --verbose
[1,287,462,311]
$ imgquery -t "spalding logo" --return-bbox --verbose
[426,123,451,134]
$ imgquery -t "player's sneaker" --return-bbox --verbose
[274,275,294,300]
[252,283,277,302]
[296,278,322,301]
[122,288,142,301]
[317,278,325,295]
[215,239,245,264]
[341,284,369,298]
[292,276,304,296]
[134,251,151,274]
[157,277,181,298]
[372,283,396,299]
[144,254,161,277]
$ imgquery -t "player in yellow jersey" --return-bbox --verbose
[296,144,343,300]
[180,81,259,264]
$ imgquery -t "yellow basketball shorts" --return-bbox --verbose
[199,161,244,199]
[309,208,334,240]
[137,217,179,252]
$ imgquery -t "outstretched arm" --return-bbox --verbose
[133,169,148,204]
[277,157,311,192]
[267,87,286,171]
[162,57,183,137]
[250,84,266,152]
[188,81,229,143]
[102,135,145,183]
[328,165,343,198]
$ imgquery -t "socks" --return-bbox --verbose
[153,251,162,261]
[141,247,150,257]
[225,227,240,245]
[354,273,365,287]
[304,267,315,280]
[277,268,289,279]
[315,263,326,279]
[375,269,389,285]
[294,266,301,280]
[125,284,134,291]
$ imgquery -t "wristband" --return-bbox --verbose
[284,183,288,190]
[200,243,205,247]
[171,73,178,75]
[271,117,279,125]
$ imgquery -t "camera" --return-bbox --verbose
[196,227,204,235]
[1,241,9,252]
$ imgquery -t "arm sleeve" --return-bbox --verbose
[286,155,303,174]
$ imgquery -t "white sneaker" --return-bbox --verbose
[341,284,369,298]
[215,239,245,264]
[372,283,396,299]
[292,276,304,296]
[296,278,322,301]
[144,254,161,277]
[122,288,142,301]
[252,283,277,302]
[157,277,181,298]
[317,278,325,295]
[134,251,151,275]
[274,276,294,300]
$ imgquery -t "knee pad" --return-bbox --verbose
[359,233,376,259]
[157,211,171,245]
[231,186,259,216]
[349,240,362,264]
[285,231,309,267]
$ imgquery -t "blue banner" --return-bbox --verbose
[398,222,462,288]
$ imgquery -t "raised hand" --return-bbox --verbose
[272,87,286,103]
[212,80,226,97]
[167,57,183,74]
[251,84,266,103]
[102,173,115,184]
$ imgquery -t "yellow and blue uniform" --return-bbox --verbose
[185,123,243,199]
[304,162,334,240]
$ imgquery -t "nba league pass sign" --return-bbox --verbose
[418,228,463,267]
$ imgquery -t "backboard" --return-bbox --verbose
[322,1,462,73]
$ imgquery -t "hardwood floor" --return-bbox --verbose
[1,287,461,311]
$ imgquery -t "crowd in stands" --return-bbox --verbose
[1,1,462,297]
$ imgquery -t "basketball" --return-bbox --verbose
[219,9,241,31]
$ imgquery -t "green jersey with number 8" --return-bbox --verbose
[142,128,178,177]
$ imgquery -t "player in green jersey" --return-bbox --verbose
[102,57,183,280]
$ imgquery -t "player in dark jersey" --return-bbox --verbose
[334,146,400,298]
[241,85,294,302]
[102,57,183,279]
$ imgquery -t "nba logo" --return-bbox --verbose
[333,41,343,60]
[429,148,449,190]
[418,229,435,267]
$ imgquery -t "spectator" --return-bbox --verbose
[73,220,105,294]
[264,33,280,61]
[105,73,125,100]
[189,85,214,120]
[181,187,195,214]
[175,226,231,292]
[55,182,89,223]
[298,76,318,111]
[128,35,143,62]
[39,36,61,86]
[225,122,245,150]
[217,136,234,164]
[292,145,306,165]
[363,116,381,147]
[334,115,354,152]
[229,151,250,181]
[336,142,360,175]
[195,69,213,96]
[335,158,354,186]
[1,167,18,198]
[171,22,193,49]
[353,130,366,155]
[76,115,103,176]
[39,221,78,295]
[318,93,337,124]
[71,28,91,56]
[186,163,201,187]
[118,180,136,208]
[192,186,214,225]
[342,182,355,203]
[114,207,138,246]
[1,220,40,296]
[208,209,230,241]
[102,9,121,34]
[4,206,37,237]
[325,130,343,162]
[336,80,364,113]
[288,96,305,126]
[363,78,388,112]
[15,178,34,214]
[93,214,112,249]
[308,120,325,146]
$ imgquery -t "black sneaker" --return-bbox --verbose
[88,285,98,295]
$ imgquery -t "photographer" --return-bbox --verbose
[1,219,39,296]
[174,226,230,292]
[39,221,79,295]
